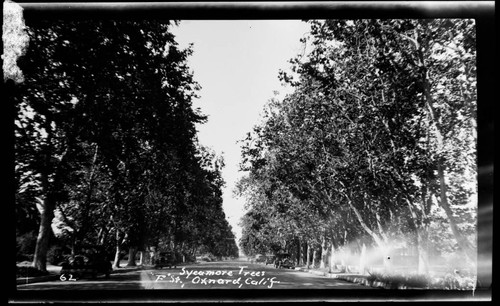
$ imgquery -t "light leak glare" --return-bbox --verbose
[328,236,478,290]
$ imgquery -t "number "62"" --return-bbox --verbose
[59,274,77,281]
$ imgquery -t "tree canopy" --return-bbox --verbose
[237,19,477,275]
[14,19,238,271]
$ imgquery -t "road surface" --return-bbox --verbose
[17,259,374,290]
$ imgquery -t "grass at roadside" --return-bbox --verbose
[365,270,476,290]
[16,266,49,278]
[293,263,478,290]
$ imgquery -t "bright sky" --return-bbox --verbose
[171,20,310,243]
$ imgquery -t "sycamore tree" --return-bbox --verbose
[238,19,477,275]
[304,19,476,270]
[14,18,234,271]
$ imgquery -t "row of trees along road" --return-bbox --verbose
[13,19,238,272]
[237,19,477,275]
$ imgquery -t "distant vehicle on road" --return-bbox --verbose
[255,254,266,263]
[265,255,276,265]
[197,253,217,262]
[154,252,179,269]
[274,253,295,269]
[60,253,112,279]
[279,258,295,269]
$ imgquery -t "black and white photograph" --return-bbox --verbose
[6,1,493,303]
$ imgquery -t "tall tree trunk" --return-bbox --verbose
[306,242,311,269]
[79,144,100,242]
[329,243,336,273]
[32,196,55,272]
[296,237,301,266]
[328,233,339,273]
[127,247,137,266]
[419,185,432,275]
[138,251,143,266]
[404,195,430,275]
[312,246,318,269]
[359,243,367,275]
[320,235,329,269]
[436,162,476,262]
[113,245,121,269]
[417,38,475,264]
[113,231,122,268]
[416,227,430,274]
[32,143,69,272]
[374,209,389,243]
[299,241,306,266]
[342,192,385,248]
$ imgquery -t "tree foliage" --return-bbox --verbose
[237,19,477,273]
[14,19,238,271]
